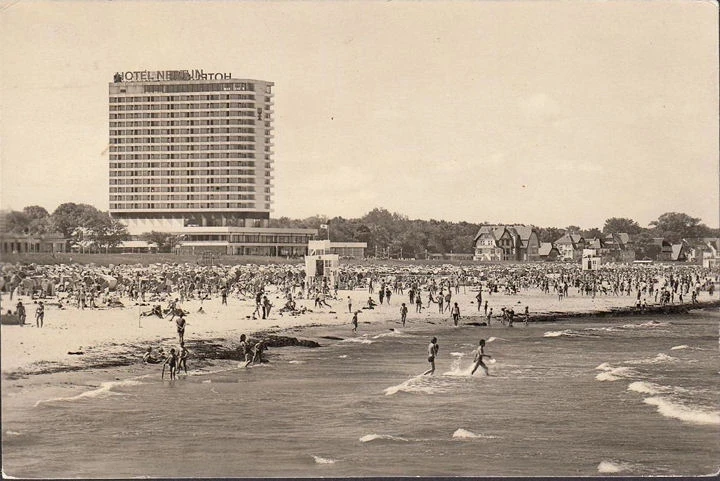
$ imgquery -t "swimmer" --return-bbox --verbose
[471,339,492,376]
[351,311,358,333]
[423,337,439,375]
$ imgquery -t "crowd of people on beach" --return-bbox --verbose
[1,260,718,378]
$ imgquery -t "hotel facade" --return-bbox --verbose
[108,69,316,256]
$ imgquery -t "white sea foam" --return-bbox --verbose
[625,353,679,365]
[35,379,143,407]
[621,320,668,329]
[627,381,661,395]
[359,434,408,443]
[5,430,22,436]
[384,375,445,396]
[597,460,631,473]
[642,397,720,426]
[338,355,348,359]
[340,338,373,344]
[584,327,617,333]
[452,428,497,439]
[670,345,689,350]
[444,359,474,377]
[594,364,633,381]
[372,330,405,339]
[312,455,336,464]
[450,352,464,357]
[544,330,574,338]
[288,360,304,364]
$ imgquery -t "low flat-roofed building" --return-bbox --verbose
[177,226,317,257]
[0,232,67,255]
[308,240,367,259]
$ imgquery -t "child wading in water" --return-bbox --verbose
[351,311,359,333]
[178,342,190,374]
[162,348,178,380]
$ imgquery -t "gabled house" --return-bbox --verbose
[538,242,560,261]
[554,233,585,262]
[649,238,673,261]
[603,232,635,262]
[670,243,688,262]
[473,224,541,262]
[473,226,517,261]
[512,225,541,261]
[683,237,720,267]
[585,237,609,256]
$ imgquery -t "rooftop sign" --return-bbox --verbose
[113,70,232,83]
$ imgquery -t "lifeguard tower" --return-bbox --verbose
[305,240,339,291]
[582,248,601,271]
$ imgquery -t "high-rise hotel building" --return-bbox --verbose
[108,69,316,256]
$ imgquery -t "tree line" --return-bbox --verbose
[4,204,717,258]
[3,204,130,252]
[270,208,719,259]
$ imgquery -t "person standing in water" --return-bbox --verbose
[351,311,359,333]
[162,348,178,380]
[178,342,190,374]
[471,339,492,376]
[238,334,250,364]
[400,303,408,327]
[451,302,460,326]
[423,337,439,375]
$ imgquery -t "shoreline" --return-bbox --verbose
[3,296,718,382]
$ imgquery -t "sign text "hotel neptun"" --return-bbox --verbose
[114,70,233,82]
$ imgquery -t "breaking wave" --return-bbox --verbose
[624,353,678,365]
[35,379,143,407]
[621,320,668,329]
[312,455,336,464]
[594,363,634,381]
[384,374,446,396]
[642,397,720,426]
[359,434,408,443]
[544,330,575,338]
[597,460,631,473]
[452,428,497,439]
[340,338,373,344]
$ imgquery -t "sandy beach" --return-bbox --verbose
[3,285,716,376]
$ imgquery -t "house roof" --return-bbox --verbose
[616,233,631,245]
[474,224,539,248]
[555,233,583,247]
[538,242,557,256]
[651,238,671,247]
[587,238,605,249]
[670,244,686,261]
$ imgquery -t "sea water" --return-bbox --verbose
[2,312,719,477]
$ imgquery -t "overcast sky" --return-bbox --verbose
[1,0,717,229]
